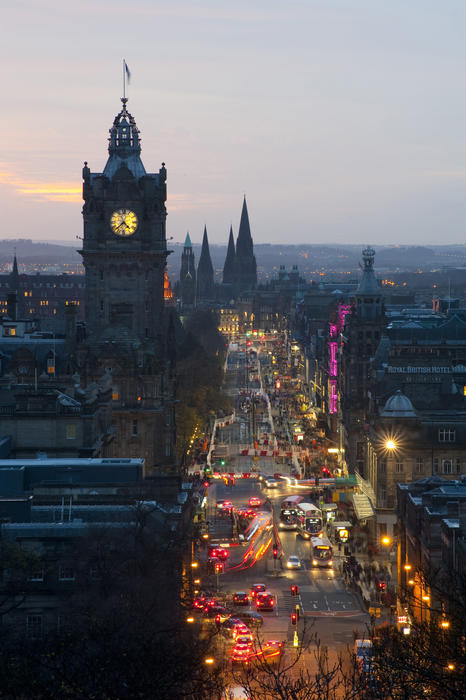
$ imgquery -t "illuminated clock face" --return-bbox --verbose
[110,208,138,236]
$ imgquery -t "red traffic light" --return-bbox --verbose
[273,544,278,559]
[291,584,299,596]
[291,612,297,626]
[203,481,210,488]
[377,580,386,591]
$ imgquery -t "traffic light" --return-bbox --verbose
[291,584,299,596]
[273,543,278,559]
[220,459,225,466]
[203,481,210,488]
[215,562,224,574]
[377,580,386,591]
[291,612,297,626]
[295,604,300,621]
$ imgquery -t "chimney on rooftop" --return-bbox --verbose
[6,292,17,321]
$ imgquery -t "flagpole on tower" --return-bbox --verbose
[122,59,131,102]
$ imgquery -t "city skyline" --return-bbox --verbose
[3,1,466,246]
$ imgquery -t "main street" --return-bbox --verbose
[198,336,370,678]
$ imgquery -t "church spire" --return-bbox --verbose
[11,249,19,278]
[196,226,215,302]
[235,197,257,292]
[223,225,236,285]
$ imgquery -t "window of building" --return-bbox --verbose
[112,390,119,401]
[380,461,386,474]
[47,356,55,375]
[132,420,138,437]
[433,457,439,473]
[395,461,404,473]
[59,565,75,581]
[66,424,76,440]
[456,459,462,474]
[438,428,456,443]
[28,569,44,582]
[100,270,104,281]
[165,435,172,457]
[442,459,453,475]
[415,456,424,473]
[26,615,43,639]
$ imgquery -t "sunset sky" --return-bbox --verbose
[3,0,466,246]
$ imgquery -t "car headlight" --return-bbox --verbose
[312,560,317,566]
[328,561,333,566]
[287,562,292,568]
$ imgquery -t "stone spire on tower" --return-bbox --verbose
[355,246,383,321]
[235,197,257,292]
[196,226,215,302]
[222,225,237,285]
[179,232,196,308]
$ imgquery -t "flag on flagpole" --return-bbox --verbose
[124,60,131,84]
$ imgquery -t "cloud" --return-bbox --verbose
[0,165,81,202]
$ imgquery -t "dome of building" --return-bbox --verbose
[381,390,416,418]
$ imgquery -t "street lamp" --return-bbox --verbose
[191,561,198,569]
[403,564,412,572]
[204,657,214,666]
[385,439,397,451]
[381,535,392,547]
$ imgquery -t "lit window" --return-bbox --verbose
[112,391,119,401]
[66,424,76,440]
[132,420,138,436]
[415,457,424,473]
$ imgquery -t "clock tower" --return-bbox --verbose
[81,97,168,341]
[79,98,175,470]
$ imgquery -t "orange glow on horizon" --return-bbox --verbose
[0,167,81,203]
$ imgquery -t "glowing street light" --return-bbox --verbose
[403,564,412,571]
[191,561,199,569]
[381,536,392,547]
[447,663,455,671]
[440,620,450,629]
[408,579,415,586]
[186,616,195,623]
[204,657,215,665]
[385,439,397,450]
[422,594,430,602]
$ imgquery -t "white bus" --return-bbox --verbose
[311,537,333,567]
[295,502,323,539]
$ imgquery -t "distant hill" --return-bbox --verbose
[0,239,81,266]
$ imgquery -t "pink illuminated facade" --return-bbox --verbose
[328,302,351,414]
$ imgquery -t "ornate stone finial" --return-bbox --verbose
[362,246,375,270]
[82,161,90,183]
